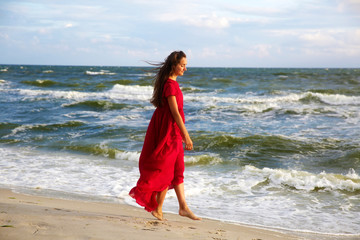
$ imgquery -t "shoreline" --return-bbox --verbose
[0,188,358,240]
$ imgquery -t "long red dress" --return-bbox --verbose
[129,79,185,212]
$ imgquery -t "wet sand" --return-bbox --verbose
[0,188,355,240]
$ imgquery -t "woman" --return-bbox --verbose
[129,51,200,221]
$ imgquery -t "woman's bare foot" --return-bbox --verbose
[151,210,163,220]
[179,207,201,220]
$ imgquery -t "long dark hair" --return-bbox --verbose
[149,51,186,108]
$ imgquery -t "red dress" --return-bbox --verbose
[129,79,185,212]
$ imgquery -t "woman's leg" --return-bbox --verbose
[152,187,168,220]
[174,183,201,220]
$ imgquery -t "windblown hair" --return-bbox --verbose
[149,51,186,108]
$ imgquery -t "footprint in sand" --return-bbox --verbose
[142,228,156,231]
[147,220,158,225]
[53,208,71,212]
[30,221,50,235]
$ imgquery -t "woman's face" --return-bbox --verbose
[173,57,187,77]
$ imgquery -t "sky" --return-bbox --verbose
[0,0,359,68]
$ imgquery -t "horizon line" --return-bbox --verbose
[1,63,359,69]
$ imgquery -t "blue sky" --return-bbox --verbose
[0,0,359,67]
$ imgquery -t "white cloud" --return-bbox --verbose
[248,44,272,58]
[0,33,9,40]
[38,28,49,34]
[200,48,217,58]
[267,28,360,58]
[337,0,360,13]
[155,12,230,29]
[300,31,339,47]
[31,36,40,46]
[91,34,113,43]
[188,14,230,29]
[65,23,73,28]
[127,49,149,58]
[224,3,287,16]
[76,47,91,53]
[1,0,359,67]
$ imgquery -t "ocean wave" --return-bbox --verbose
[193,133,320,153]
[309,88,360,95]
[110,79,134,85]
[181,86,204,93]
[183,164,360,234]
[187,91,360,106]
[311,92,360,105]
[115,151,141,162]
[85,70,116,75]
[21,79,57,87]
[10,83,360,109]
[184,91,360,118]
[126,72,155,77]
[0,122,21,137]
[64,143,125,159]
[16,84,152,102]
[4,121,85,137]
[0,122,20,130]
[1,145,359,234]
[192,133,360,169]
[62,143,222,166]
[244,165,360,193]
[185,154,223,166]
[42,70,54,73]
[211,77,233,83]
[109,84,153,95]
[0,146,139,203]
[18,88,98,101]
[62,100,129,111]
[58,133,224,166]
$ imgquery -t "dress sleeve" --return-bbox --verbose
[164,82,178,98]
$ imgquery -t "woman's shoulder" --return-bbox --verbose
[166,78,178,84]
[164,79,180,97]
[165,79,179,88]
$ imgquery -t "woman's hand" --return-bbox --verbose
[167,96,193,151]
[184,135,193,151]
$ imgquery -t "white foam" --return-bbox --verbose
[184,154,223,165]
[174,165,360,235]
[346,168,360,179]
[3,124,34,137]
[185,92,303,105]
[126,72,154,77]
[35,79,49,84]
[16,84,152,102]
[108,84,153,100]
[112,150,224,165]
[312,92,360,105]
[1,146,359,234]
[7,84,360,120]
[0,146,139,199]
[183,91,360,120]
[3,121,86,138]
[186,91,360,106]
[243,165,360,192]
[85,70,116,75]
[42,70,54,73]
[115,151,140,162]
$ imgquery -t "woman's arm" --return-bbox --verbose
[167,95,193,150]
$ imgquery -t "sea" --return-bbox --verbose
[0,65,359,238]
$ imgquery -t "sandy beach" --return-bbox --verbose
[2,188,359,240]
[0,188,306,240]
